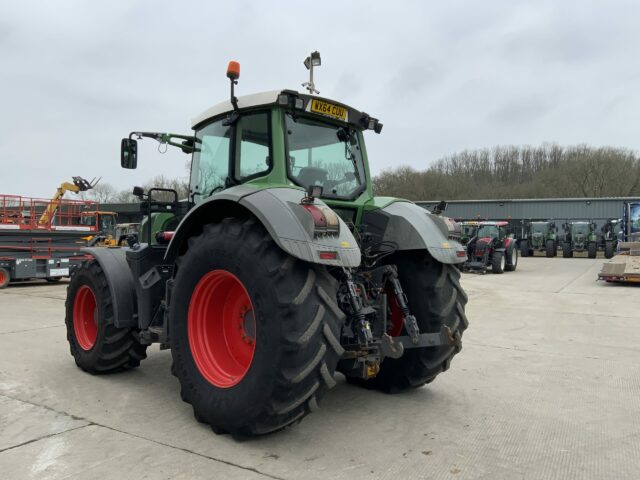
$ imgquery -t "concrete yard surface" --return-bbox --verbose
[0,257,639,479]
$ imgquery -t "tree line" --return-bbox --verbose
[372,144,640,200]
[81,175,189,204]
[83,144,640,204]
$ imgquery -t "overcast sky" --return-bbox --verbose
[2,1,640,197]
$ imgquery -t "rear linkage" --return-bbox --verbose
[336,264,460,380]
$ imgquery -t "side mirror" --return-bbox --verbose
[121,138,138,169]
[132,186,145,199]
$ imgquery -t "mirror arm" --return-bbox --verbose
[128,132,196,153]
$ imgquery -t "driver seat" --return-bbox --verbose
[297,167,328,186]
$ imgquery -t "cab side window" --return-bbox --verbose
[235,112,271,181]
[191,119,232,203]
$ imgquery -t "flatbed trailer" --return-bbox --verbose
[0,194,99,288]
[598,242,640,283]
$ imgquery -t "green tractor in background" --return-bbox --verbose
[562,220,598,258]
[64,54,469,437]
[520,221,558,258]
[600,218,622,259]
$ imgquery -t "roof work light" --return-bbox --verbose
[304,51,321,69]
[302,51,321,94]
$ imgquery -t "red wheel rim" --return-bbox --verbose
[188,270,256,388]
[0,270,6,286]
[73,285,98,350]
[385,285,404,337]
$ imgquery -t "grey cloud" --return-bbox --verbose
[2,0,640,197]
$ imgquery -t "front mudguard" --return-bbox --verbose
[79,247,137,328]
[364,201,467,264]
[165,186,361,268]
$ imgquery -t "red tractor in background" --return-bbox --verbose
[463,221,518,274]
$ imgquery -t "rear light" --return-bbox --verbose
[301,204,340,236]
[155,231,175,244]
[319,251,338,260]
[456,250,467,257]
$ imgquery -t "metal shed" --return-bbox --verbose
[417,197,637,221]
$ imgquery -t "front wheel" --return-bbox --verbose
[65,261,147,373]
[546,240,556,258]
[346,252,468,393]
[491,251,505,273]
[170,218,345,436]
[604,241,615,259]
[587,242,597,259]
[505,247,518,272]
[520,240,529,257]
[562,242,573,258]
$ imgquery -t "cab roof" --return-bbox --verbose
[192,90,281,127]
[191,89,381,132]
[479,221,509,226]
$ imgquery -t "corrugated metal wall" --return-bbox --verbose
[417,197,640,228]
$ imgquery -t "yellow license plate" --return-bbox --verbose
[310,99,348,122]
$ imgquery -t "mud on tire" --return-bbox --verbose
[345,252,468,393]
[169,217,345,436]
[65,260,147,373]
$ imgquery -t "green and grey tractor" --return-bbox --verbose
[64,55,469,436]
[520,221,558,258]
[600,218,622,259]
[562,220,598,258]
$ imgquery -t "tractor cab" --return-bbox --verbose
[476,221,510,242]
[80,211,118,245]
[121,56,384,233]
[459,221,479,245]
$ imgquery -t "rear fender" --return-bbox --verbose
[165,186,361,267]
[80,247,137,328]
[362,201,467,264]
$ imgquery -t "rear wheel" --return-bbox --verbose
[346,253,467,393]
[170,218,345,436]
[491,251,505,273]
[65,261,147,373]
[562,242,573,258]
[604,241,615,259]
[520,240,529,257]
[587,242,597,259]
[546,240,555,258]
[0,268,9,289]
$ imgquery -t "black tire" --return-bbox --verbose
[46,277,62,283]
[345,252,467,393]
[604,241,615,259]
[587,242,597,259]
[505,246,518,272]
[546,240,555,258]
[169,217,345,436]
[0,267,9,289]
[65,260,147,374]
[562,242,573,258]
[520,240,529,257]
[491,250,505,273]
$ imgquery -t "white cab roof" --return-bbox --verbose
[191,90,283,128]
